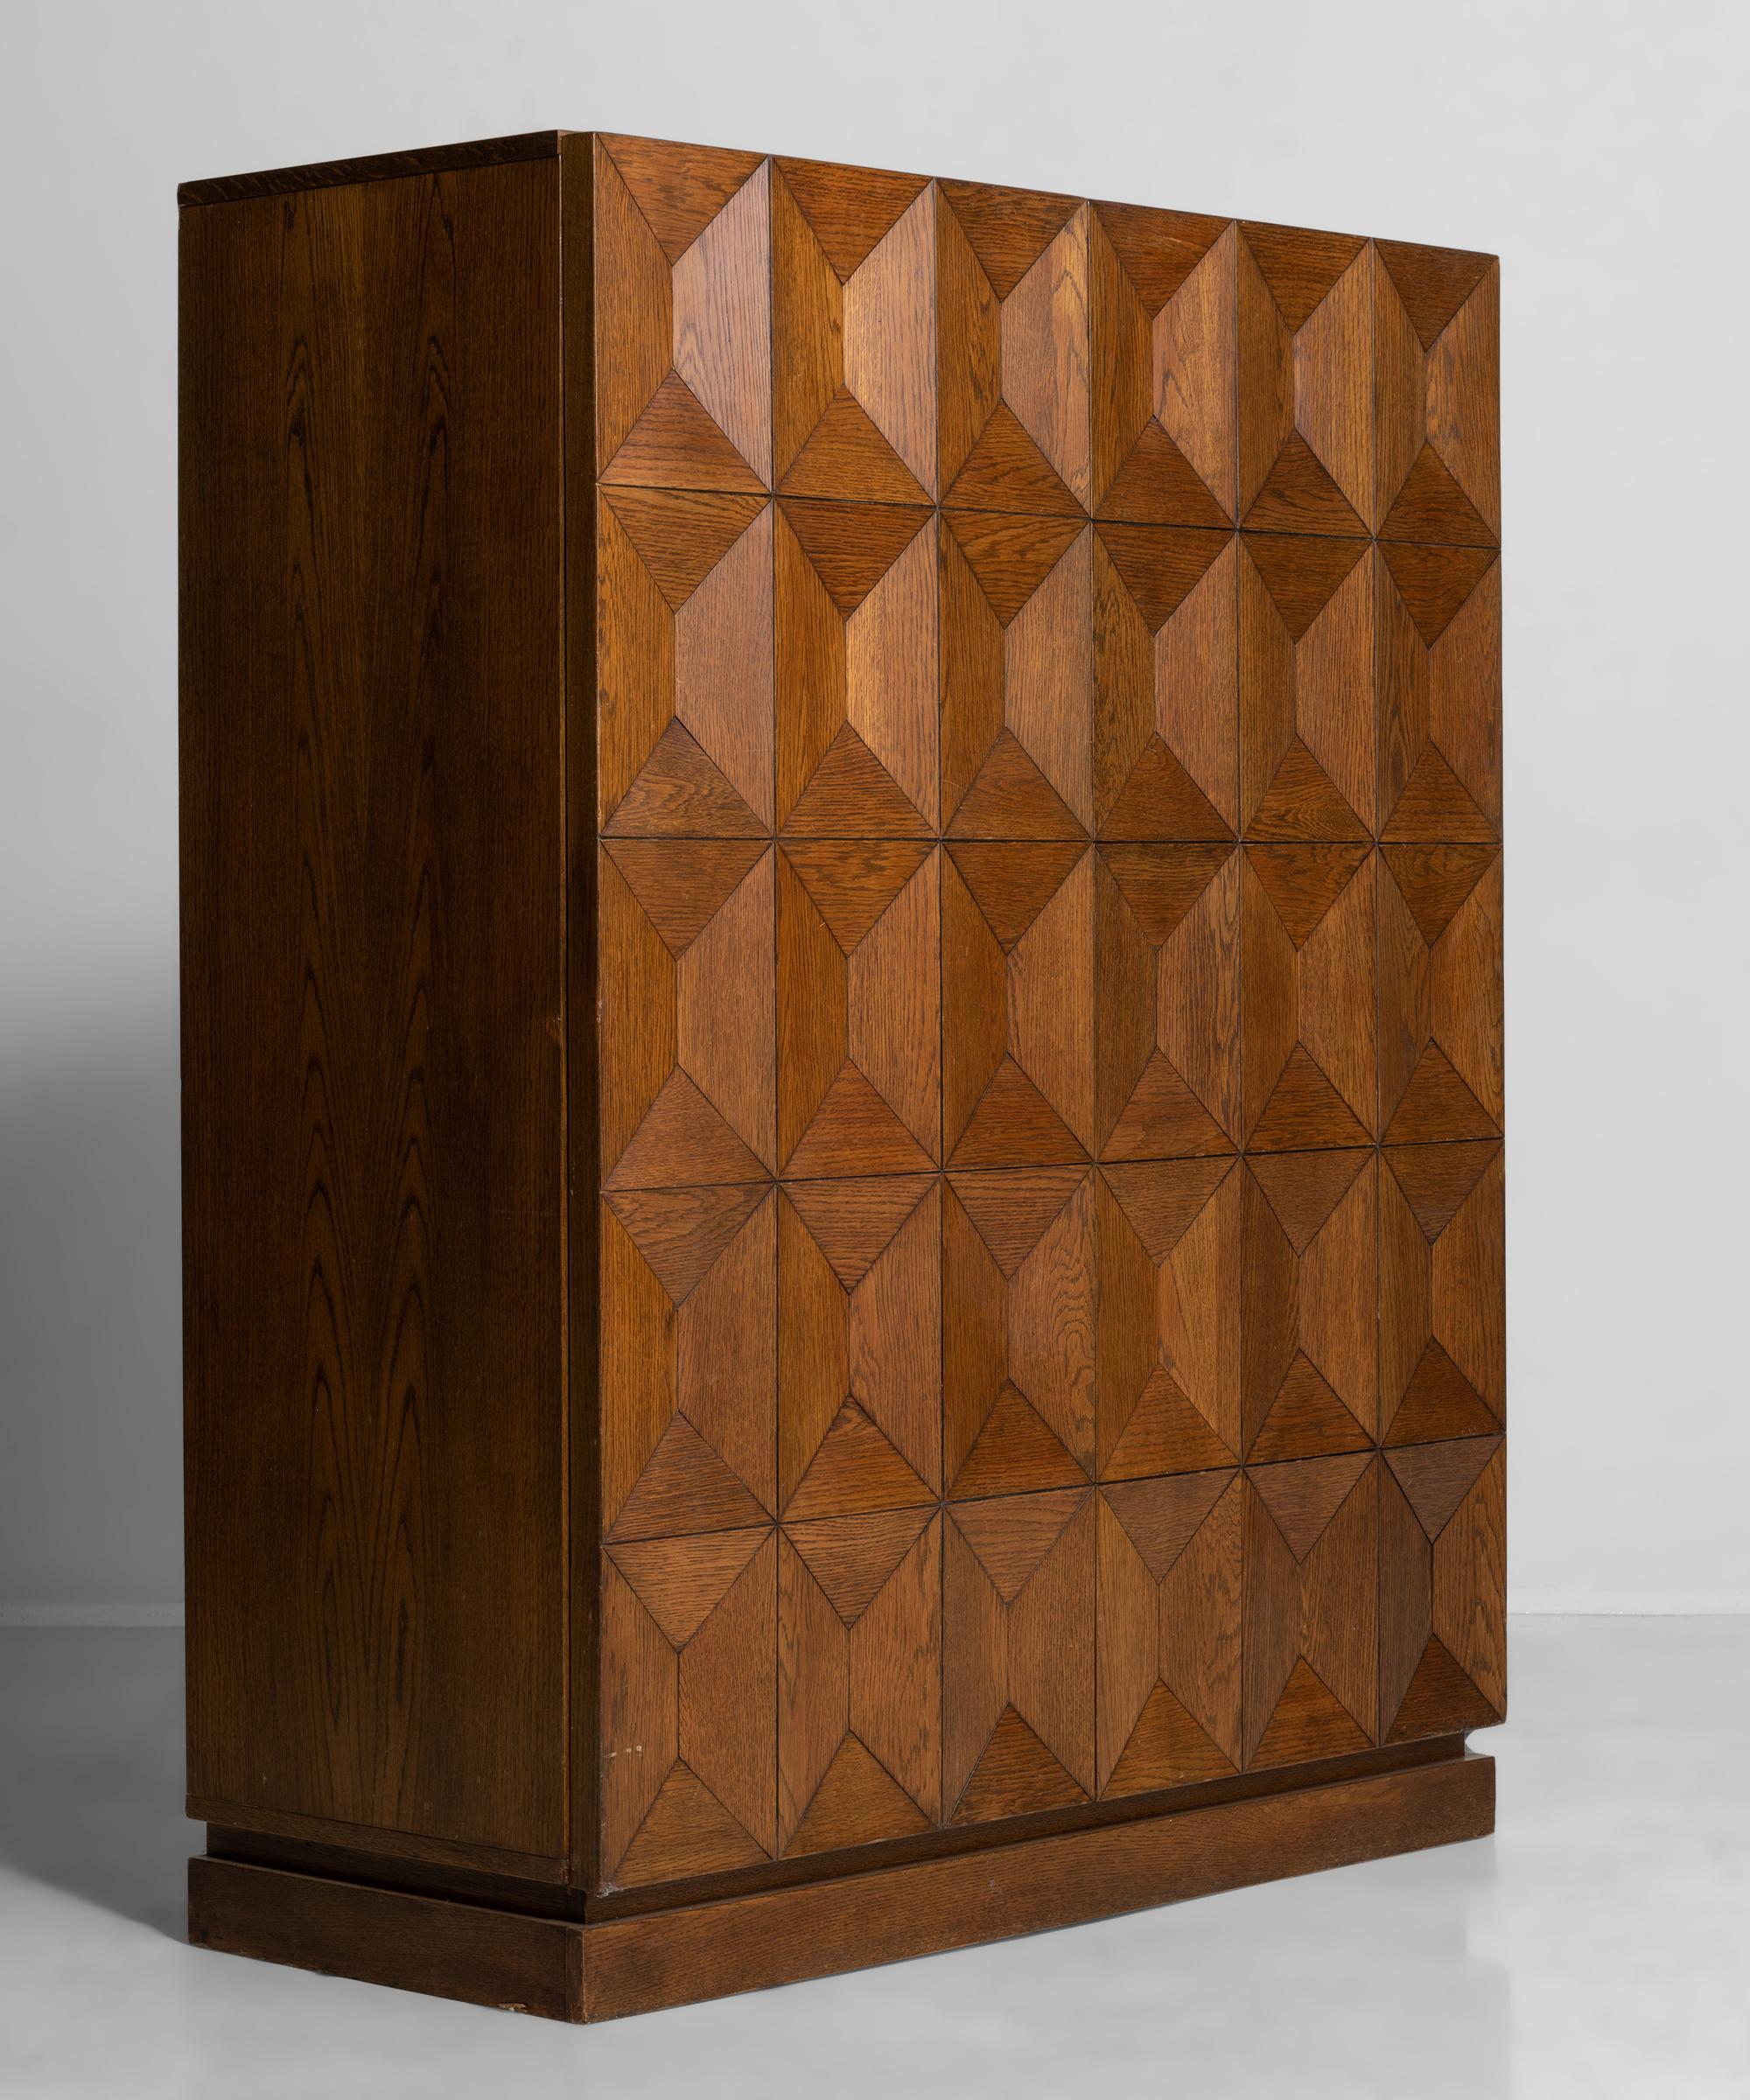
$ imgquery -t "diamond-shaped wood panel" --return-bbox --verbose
[1096,844,1241,1160]
[598,489,774,836]
[943,842,1095,1165]
[945,1167,1096,1499]
[1237,221,1372,536]
[595,136,772,492]
[1096,1158,1242,1479]
[1377,542,1502,840]
[1094,525,1238,839]
[778,843,940,1175]
[601,1185,775,1541]
[1380,1436,1504,1740]
[1097,1472,1242,1792]
[941,510,1094,837]
[938,181,1089,516]
[1380,1141,1504,1445]
[581,136,1505,1900]
[1378,843,1502,1144]
[1375,242,1499,545]
[1241,1150,1376,1461]
[1241,845,1376,1151]
[773,159,935,503]
[1240,533,1375,841]
[776,500,937,835]
[1242,1456,1380,1768]
[600,1527,776,1886]
[779,1508,942,1852]
[943,1488,1096,1822]
[779,1174,941,1518]
[598,839,774,1187]
[1089,204,1236,525]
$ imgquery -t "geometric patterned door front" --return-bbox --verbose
[590,133,1503,1895]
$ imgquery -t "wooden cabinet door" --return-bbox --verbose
[586,137,1503,1894]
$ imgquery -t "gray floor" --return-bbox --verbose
[0,1620,1745,2099]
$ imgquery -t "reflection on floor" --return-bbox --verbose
[1,1619,1746,2099]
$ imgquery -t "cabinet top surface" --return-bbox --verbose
[175,130,1497,262]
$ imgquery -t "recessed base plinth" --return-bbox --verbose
[188,1748,1494,2021]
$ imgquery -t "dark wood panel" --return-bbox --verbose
[560,120,605,1907]
[188,1856,577,2018]
[179,131,562,207]
[180,160,566,1858]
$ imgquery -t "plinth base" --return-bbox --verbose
[188,1747,1494,2022]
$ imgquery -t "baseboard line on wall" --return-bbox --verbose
[0,1604,186,1628]
[4,1598,1748,1628]
[1508,1588,1750,1616]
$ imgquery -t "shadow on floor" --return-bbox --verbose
[0,1628,188,1937]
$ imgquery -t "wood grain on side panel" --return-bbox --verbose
[180,160,566,1859]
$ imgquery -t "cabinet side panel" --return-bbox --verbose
[180,158,566,1858]
[560,131,603,1891]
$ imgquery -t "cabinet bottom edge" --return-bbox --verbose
[187,1747,1494,2021]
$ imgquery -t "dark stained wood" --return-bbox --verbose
[178,131,562,207]
[180,159,566,1861]
[186,1802,569,1885]
[188,1855,578,2018]
[206,1825,575,1916]
[584,1748,1492,2019]
[192,1752,1494,2020]
[186,129,1503,2017]
[562,122,604,1905]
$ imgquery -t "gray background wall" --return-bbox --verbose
[3,0,1745,1619]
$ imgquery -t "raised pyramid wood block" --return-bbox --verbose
[180,129,1502,2021]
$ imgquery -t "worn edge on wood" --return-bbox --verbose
[188,1751,1493,2022]
[177,130,564,207]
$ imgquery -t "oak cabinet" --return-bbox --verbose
[180,130,1502,2021]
